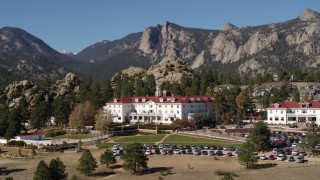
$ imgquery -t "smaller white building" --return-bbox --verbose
[266,100,320,125]
[15,133,46,141]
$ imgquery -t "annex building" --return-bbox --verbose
[103,86,215,124]
[266,100,320,125]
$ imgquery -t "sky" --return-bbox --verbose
[1,0,320,53]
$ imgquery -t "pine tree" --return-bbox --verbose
[48,158,68,180]
[238,142,257,168]
[0,104,9,137]
[100,148,117,168]
[33,160,50,180]
[121,143,148,174]
[303,121,320,149]
[246,121,271,151]
[77,149,97,175]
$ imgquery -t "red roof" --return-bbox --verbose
[107,96,214,104]
[269,100,320,108]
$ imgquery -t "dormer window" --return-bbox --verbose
[113,98,117,103]
[160,97,164,102]
[274,103,280,108]
[171,98,175,103]
[142,98,146,102]
[198,97,203,102]
[135,98,139,103]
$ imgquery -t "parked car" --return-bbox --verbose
[226,152,232,157]
[291,143,298,148]
[292,149,299,156]
[288,156,295,162]
[161,149,167,155]
[194,150,201,155]
[112,145,119,151]
[173,149,180,155]
[284,149,292,155]
[268,155,275,160]
[277,154,286,161]
[289,124,298,128]
[299,151,306,157]
[259,154,267,160]
[272,148,278,154]
[296,156,304,163]
[187,149,193,154]
[145,149,152,155]
[216,150,223,156]
[208,150,215,156]
[201,150,208,155]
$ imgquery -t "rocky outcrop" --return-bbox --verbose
[77,8,320,77]
[3,73,80,109]
[146,60,194,85]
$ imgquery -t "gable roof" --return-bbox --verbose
[268,100,320,108]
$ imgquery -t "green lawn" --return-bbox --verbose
[114,135,165,143]
[163,134,243,147]
[55,134,97,139]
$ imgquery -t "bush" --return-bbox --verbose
[7,140,26,147]
[45,130,66,137]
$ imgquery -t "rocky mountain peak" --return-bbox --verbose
[299,8,320,21]
[219,23,238,31]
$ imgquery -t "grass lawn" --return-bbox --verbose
[114,135,165,143]
[163,134,243,147]
[54,134,97,139]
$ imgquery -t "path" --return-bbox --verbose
[155,134,171,145]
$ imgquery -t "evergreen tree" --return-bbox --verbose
[48,158,68,180]
[77,149,97,175]
[238,142,257,168]
[101,79,114,101]
[53,99,70,126]
[292,88,300,102]
[121,143,148,174]
[0,104,9,137]
[30,101,51,129]
[5,107,23,140]
[100,148,117,168]
[303,121,320,149]
[246,121,271,151]
[33,160,50,180]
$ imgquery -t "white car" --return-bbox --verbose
[145,149,152,155]
[173,149,180,155]
[112,145,119,151]
[259,154,267,160]
[277,154,286,161]
[292,149,299,156]
[291,143,298,148]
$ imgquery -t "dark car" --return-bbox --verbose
[288,156,295,162]
[216,150,223,156]
[284,149,292,155]
[289,124,298,128]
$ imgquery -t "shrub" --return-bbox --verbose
[7,140,26,147]
[45,130,66,137]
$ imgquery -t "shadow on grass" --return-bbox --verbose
[0,167,26,175]
[250,163,278,169]
[112,164,123,169]
[147,167,174,175]
[90,171,115,177]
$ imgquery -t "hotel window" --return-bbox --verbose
[158,105,162,108]
[275,117,279,121]
[177,105,179,108]
[149,105,153,108]
[281,110,283,114]
[183,105,185,108]
[281,117,284,121]
[313,110,316,113]
[171,105,173,108]
[269,117,272,121]
[270,110,272,114]
[302,110,307,113]
[177,111,179,114]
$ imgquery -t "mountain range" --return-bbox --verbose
[1,8,320,83]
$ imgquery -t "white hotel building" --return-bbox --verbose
[103,87,215,124]
[266,100,320,125]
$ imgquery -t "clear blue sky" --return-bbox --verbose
[1,0,319,53]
